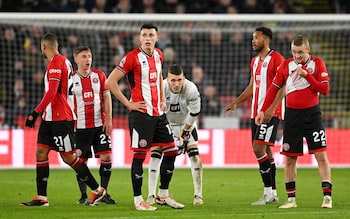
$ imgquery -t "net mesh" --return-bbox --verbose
[0,14,349,129]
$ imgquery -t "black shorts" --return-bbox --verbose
[128,111,174,150]
[251,117,280,146]
[75,126,112,158]
[37,120,76,153]
[282,105,327,156]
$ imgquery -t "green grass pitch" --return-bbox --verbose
[1,167,349,218]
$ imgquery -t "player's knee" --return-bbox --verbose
[100,153,112,161]
[133,151,147,160]
[163,146,178,157]
[187,148,199,157]
[150,150,162,159]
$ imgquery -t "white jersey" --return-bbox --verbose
[164,78,201,127]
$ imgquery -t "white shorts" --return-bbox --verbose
[170,123,198,147]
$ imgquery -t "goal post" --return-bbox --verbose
[0,13,349,129]
[1,13,350,168]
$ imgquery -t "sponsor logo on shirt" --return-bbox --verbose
[49,69,61,74]
[170,103,180,112]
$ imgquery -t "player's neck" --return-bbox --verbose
[78,69,90,77]
[46,51,58,61]
[258,48,271,60]
[140,46,154,56]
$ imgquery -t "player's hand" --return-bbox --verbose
[127,101,146,112]
[25,111,39,128]
[177,145,185,156]
[181,129,191,146]
[263,106,274,124]
[255,111,265,126]
[296,64,308,77]
[160,102,167,112]
[223,103,237,117]
[103,118,113,136]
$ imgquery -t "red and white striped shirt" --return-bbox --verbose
[272,56,330,109]
[72,68,109,129]
[250,50,284,119]
[41,54,75,121]
[117,47,164,116]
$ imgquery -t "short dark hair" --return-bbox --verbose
[168,64,183,75]
[73,46,91,57]
[292,35,310,47]
[255,26,273,40]
[140,23,158,32]
[41,33,57,43]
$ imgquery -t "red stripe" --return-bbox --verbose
[253,139,275,146]
[253,60,262,117]
[257,154,269,164]
[323,188,332,193]
[37,143,53,150]
[133,152,147,159]
[36,159,49,167]
[163,150,178,157]
[147,56,159,116]
[132,56,144,106]
[151,141,175,147]
[95,150,111,157]
[309,147,327,154]
[70,157,83,169]
[280,151,303,156]
[81,77,95,128]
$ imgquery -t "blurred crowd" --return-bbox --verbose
[0,21,299,128]
[0,0,349,14]
[0,0,349,129]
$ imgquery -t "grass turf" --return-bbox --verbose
[1,168,349,219]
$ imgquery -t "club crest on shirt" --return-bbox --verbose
[307,67,314,74]
[119,56,126,67]
[139,139,147,148]
[155,56,160,64]
[75,149,82,157]
[92,78,99,83]
[282,143,291,151]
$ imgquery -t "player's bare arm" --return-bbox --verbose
[103,91,113,136]
[223,78,253,117]
[107,68,146,112]
[255,111,265,125]
[159,72,166,112]
[263,85,285,122]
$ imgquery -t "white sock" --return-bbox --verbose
[264,187,273,197]
[93,186,102,193]
[38,195,48,200]
[190,155,203,198]
[272,189,277,196]
[158,189,169,197]
[134,195,143,205]
[148,156,161,198]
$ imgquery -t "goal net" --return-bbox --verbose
[1,13,349,129]
[0,13,350,168]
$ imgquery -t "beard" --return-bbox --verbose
[254,45,264,53]
[41,51,47,59]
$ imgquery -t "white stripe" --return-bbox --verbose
[251,57,259,118]
[112,129,125,167]
[212,129,224,166]
[257,56,271,113]
[131,128,139,148]
[12,129,24,167]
